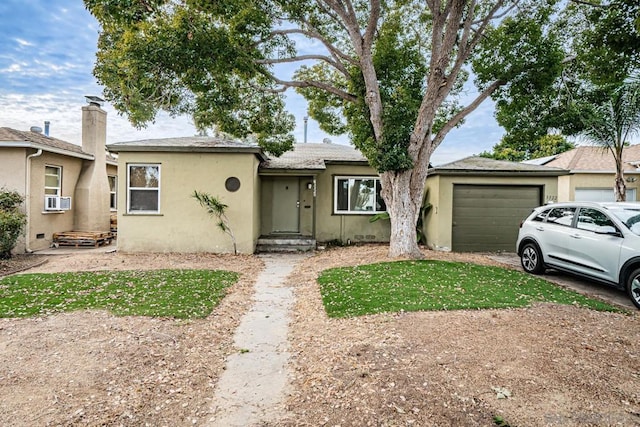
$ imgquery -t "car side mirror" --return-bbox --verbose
[594,226,622,237]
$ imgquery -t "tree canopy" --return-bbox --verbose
[86,0,563,257]
[484,0,640,162]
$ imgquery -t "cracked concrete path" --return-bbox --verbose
[208,253,308,427]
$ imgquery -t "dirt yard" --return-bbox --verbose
[1,246,639,426]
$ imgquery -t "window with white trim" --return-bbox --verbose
[108,175,117,210]
[44,165,61,197]
[44,165,63,210]
[127,164,160,213]
[334,176,386,214]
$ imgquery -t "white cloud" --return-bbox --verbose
[14,38,34,47]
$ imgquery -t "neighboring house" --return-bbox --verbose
[524,145,640,202]
[0,100,116,253]
[106,139,390,254]
[424,157,568,252]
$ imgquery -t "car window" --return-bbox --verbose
[608,207,640,236]
[546,207,576,227]
[576,208,617,233]
[531,208,550,222]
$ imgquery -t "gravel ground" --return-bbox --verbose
[0,246,639,426]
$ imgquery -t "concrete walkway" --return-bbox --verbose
[208,253,308,427]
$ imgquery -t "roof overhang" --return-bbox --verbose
[107,144,268,161]
[259,169,322,176]
[0,141,94,160]
[427,168,570,177]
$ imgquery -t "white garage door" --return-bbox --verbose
[575,188,636,202]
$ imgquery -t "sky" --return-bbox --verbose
[0,0,506,166]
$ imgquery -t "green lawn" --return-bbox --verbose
[0,269,238,319]
[318,260,619,317]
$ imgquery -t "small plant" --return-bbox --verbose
[0,188,26,259]
[369,189,431,244]
[192,190,237,255]
[493,415,513,426]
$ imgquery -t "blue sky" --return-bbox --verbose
[0,0,505,165]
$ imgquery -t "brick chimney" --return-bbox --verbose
[74,97,110,232]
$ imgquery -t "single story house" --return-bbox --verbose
[0,100,116,253]
[424,157,568,252]
[524,145,640,202]
[106,138,391,254]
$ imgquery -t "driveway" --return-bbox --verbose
[488,253,636,310]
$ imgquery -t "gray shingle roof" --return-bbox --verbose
[430,156,568,176]
[261,143,368,170]
[108,136,261,151]
[0,126,90,158]
[107,136,267,161]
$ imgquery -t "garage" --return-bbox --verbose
[452,184,542,252]
[575,188,637,202]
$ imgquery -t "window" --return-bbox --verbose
[45,165,61,197]
[577,208,617,233]
[108,175,117,210]
[127,164,160,213]
[44,165,66,211]
[546,207,576,227]
[334,176,386,214]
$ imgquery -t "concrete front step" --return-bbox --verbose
[255,237,316,253]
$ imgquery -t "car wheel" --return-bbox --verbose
[521,243,544,274]
[625,268,640,309]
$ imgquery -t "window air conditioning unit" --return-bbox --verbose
[45,196,72,211]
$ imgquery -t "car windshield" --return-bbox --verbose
[608,207,640,236]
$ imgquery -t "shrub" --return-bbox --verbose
[0,189,26,259]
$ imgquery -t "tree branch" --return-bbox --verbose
[270,76,358,102]
[432,79,505,148]
[569,0,608,7]
[257,54,349,75]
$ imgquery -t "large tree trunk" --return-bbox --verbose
[381,169,427,259]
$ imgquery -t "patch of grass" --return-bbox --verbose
[318,260,619,318]
[0,269,238,319]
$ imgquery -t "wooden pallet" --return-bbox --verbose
[110,213,117,233]
[53,231,114,248]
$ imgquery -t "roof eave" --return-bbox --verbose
[428,169,570,177]
[324,160,370,166]
[106,144,263,155]
[259,168,324,175]
[0,141,94,160]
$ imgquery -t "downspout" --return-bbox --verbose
[312,176,317,240]
[25,149,43,253]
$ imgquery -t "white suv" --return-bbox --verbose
[516,202,640,309]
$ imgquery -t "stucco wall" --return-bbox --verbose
[0,148,28,253]
[28,152,83,251]
[315,164,391,244]
[0,148,27,194]
[424,174,559,251]
[558,173,640,202]
[116,152,259,254]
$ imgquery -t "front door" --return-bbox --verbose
[272,177,300,233]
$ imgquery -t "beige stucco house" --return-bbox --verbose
[525,145,640,202]
[0,101,116,253]
[107,139,391,254]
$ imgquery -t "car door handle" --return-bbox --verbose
[535,226,544,231]
[570,234,581,239]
